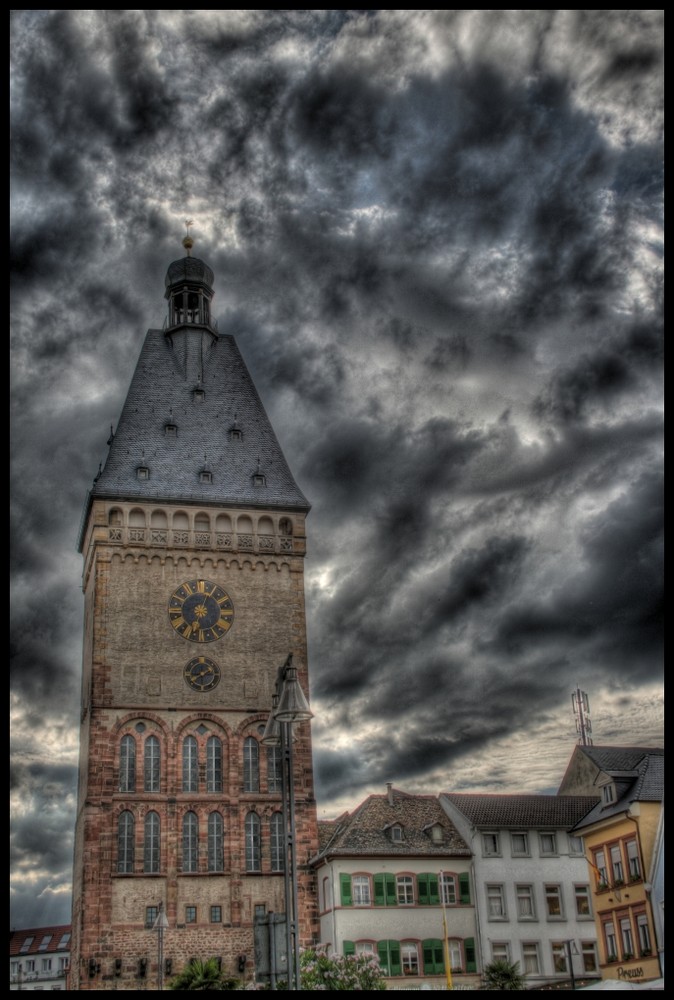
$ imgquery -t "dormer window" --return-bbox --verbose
[390,824,404,843]
[193,388,205,402]
[136,466,149,481]
[165,423,178,437]
[200,470,213,484]
[601,782,616,805]
[230,427,243,440]
[425,823,444,844]
[253,473,266,487]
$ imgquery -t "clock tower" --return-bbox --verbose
[70,237,319,989]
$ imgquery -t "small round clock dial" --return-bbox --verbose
[169,579,234,643]
[184,656,221,692]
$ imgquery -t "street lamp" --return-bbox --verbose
[152,902,169,990]
[262,654,313,991]
[565,940,579,990]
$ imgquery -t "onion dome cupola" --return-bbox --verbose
[164,223,216,331]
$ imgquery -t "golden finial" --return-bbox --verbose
[182,219,194,256]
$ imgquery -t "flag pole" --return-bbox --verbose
[440,872,453,990]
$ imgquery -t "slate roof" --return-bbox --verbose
[441,793,597,829]
[577,746,664,774]
[572,751,664,831]
[79,255,310,548]
[313,789,471,861]
[9,926,72,956]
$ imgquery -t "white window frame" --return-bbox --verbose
[581,940,598,973]
[397,874,415,905]
[574,884,592,918]
[487,883,507,919]
[516,883,536,920]
[491,942,510,963]
[352,874,371,906]
[544,883,564,919]
[539,831,558,856]
[482,832,501,856]
[511,831,529,856]
[521,941,541,975]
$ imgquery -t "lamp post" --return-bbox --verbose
[262,654,313,991]
[152,902,169,990]
[565,940,579,991]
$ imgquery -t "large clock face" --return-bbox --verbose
[168,579,234,643]
[184,656,221,692]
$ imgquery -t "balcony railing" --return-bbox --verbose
[106,527,300,554]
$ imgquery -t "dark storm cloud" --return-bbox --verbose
[11,10,663,926]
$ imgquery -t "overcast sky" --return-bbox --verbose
[10,10,663,930]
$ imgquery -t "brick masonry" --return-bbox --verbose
[71,501,319,989]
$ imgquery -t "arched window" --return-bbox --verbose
[267,745,282,793]
[271,812,285,872]
[245,813,261,872]
[144,736,160,792]
[183,812,198,873]
[208,812,224,872]
[117,811,135,873]
[183,736,198,792]
[119,735,136,792]
[144,811,160,873]
[243,737,259,792]
[206,736,222,793]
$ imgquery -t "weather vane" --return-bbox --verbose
[183,219,194,256]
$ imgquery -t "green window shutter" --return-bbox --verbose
[385,872,397,906]
[377,940,390,975]
[373,873,386,906]
[423,939,444,975]
[428,873,440,905]
[417,873,429,905]
[340,873,352,906]
[389,941,401,977]
[465,937,476,973]
[459,872,471,904]
[343,940,355,957]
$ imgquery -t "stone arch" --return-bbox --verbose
[128,508,146,527]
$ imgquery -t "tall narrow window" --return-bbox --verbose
[119,735,136,792]
[522,942,540,975]
[243,737,259,792]
[208,812,224,872]
[117,811,135,873]
[144,736,160,792]
[636,913,651,953]
[401,942,419,976]
[206,736,222,793]
[271,811,285,872]
[626,839,641,879]
[183,736,198,792]
[611,844,624,882]
[183,811,198,873]
[144,811,160,873]
[245,812,261,871]
[440,872,457,905]
[267,744,282,792]
[620,917,634,957]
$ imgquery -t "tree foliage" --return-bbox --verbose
[167,957,241,991]
[482,958,526,990]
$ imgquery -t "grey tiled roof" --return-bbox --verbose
[313,789,471,860]
[442,793,597,829]
[579,746,664,773]
[88,328,310,514]
[573,752,664,831]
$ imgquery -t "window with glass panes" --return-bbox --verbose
[487,884,506,918]
[611,844,624,882]
[352,875,371,906]
[117,810,134,872]
[401,942,419,975]
[521,942,540,975]
[545,884,563,918]
[144,735,160,791]
[440,871,457,905]
[516,884,535,919]
[397,875,414,905]
[208,811,223,872]
[575,884,591,917]
[447,939,463,971]
[551,943,568,973]
[511,832,529,855]
[243,737,259,792]
[270,812,284,872]
[182,811,198,872]
[245,812,261,871]
[603,918,618,960]
[626,839,641,879]
[636,913,651,953]
[491,942,510,963]
[620,916,634,956]
[267,744,282,792]
[119,735,136,792]
[183,736,198,792]
[144,811,160,873]
[582,941,598,973]
[206,736,222,792]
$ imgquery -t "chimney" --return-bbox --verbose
[386,782,394,806]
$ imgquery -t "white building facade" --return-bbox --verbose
[9,926,71,991]
[441,793,601,988]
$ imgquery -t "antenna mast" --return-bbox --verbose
[571,687,593,746]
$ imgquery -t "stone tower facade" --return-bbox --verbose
[70,242,319,989]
